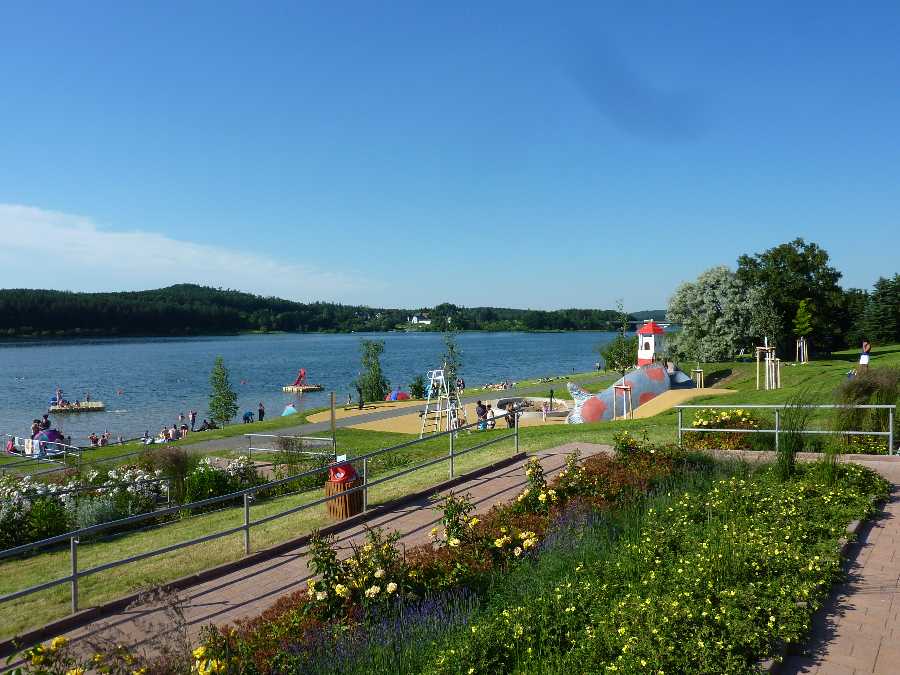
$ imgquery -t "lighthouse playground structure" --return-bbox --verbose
[568,320,734,423]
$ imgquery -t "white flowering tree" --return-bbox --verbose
[667,266,756,362]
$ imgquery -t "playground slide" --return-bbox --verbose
[567,363,695,423]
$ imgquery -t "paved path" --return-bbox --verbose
[35,442,610,660]
[779,456,900,675]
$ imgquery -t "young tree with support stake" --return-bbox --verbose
[354,339,389,404]
[598,302,637,377]
[208,356,239,426]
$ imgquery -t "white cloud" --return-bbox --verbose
[0,204,381,301]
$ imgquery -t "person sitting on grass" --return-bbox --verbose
[486,404,496,430]
[242,411,255,424]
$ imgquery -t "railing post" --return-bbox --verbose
[362,457,368,512]
[889,407,895,455]
[677,408,683,447]
[774,409,780,452]
[243,493,251,555]
[515,413,520,455]
[70,536,78,614]
[449,429,455,479]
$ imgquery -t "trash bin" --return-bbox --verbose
[325,462,363,520]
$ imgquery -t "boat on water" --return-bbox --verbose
[282,367,323,393]
[282,384,323,393]
[49,401,106,413]
[47,388,105,413]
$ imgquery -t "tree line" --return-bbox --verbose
[667,238,899,361]
[0,284,635,338]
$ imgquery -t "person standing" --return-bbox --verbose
[258,402,266,422]
[486,404,496,430]
[189,409,197,431]
[859,339,872,374]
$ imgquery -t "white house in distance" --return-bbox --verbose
[408,315,432,326]
[637,320,666,366]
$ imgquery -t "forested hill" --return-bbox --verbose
[0,285,658,337]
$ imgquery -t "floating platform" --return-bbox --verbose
[49,401,106,413]
[282,384,324,393]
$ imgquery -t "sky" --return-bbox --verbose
[1,1,898,311]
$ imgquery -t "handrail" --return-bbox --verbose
[675,403,895,455]
[0,413,521,615]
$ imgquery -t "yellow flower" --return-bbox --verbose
[514,547,522,557]
[334,584,349,598]
[193,645,207,660]
[386,582,398,594]
[448,537,461,547]
[538,493,547,502]
[468,517,480,528]
[65,669,85,675]
[365,585,381,598]
[374,568,385,578]
[315,590,328,601]
[51,636,70,651]
[132,669,148,675]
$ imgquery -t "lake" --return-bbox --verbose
[0,331,616,443]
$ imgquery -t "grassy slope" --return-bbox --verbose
[0,428,517,638]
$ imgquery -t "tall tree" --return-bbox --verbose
[860,275,900,344]
[736,239,844,354]
[354,339,389,403]
[667,266,754,362]
[598,301,637,376]
[208,356,239,425]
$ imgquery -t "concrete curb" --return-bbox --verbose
[0,451,527,659]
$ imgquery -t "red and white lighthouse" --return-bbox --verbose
[636,320,666,366]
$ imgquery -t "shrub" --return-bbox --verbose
[27,497,71,542]
[75,496,129,529]
[148,446,199,504]
[833,367,899,454]
[184,457,261,505]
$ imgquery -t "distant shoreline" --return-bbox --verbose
[0,327,629,344]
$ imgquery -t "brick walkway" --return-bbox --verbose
[27,443,610,661]
[781,456,900,675]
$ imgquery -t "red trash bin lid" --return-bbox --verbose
[328,463,358,483]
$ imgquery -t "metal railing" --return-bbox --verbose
[675,404,896,454]
[3,435,82,469]
[0,414,519,615]
[245,434,337,459]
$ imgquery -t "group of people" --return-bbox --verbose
[29,414,52,437]
[88,431,121,447]
[481,379,517,392]
[474,400,504,430]
[141,408,223,444]
[242,402,266,424]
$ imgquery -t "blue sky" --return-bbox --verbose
[1,1,898,310]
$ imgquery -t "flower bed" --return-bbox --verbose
[0,466,164,549]
[683,408,763,450]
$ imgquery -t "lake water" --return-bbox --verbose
[0,331,616,443]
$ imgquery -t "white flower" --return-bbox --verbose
[374,568,385,578]
[364,585,381,598]
[386,582,398,594]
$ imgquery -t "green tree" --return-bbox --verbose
[409,374,426,399]
[737,239,844,354]
[208,356,239,425]
[860,275,900,345]
[598,302,637,376]
[441,331,463,395]
[793,299,813,337]
[354,339,389,403]
[667,266,754,362]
